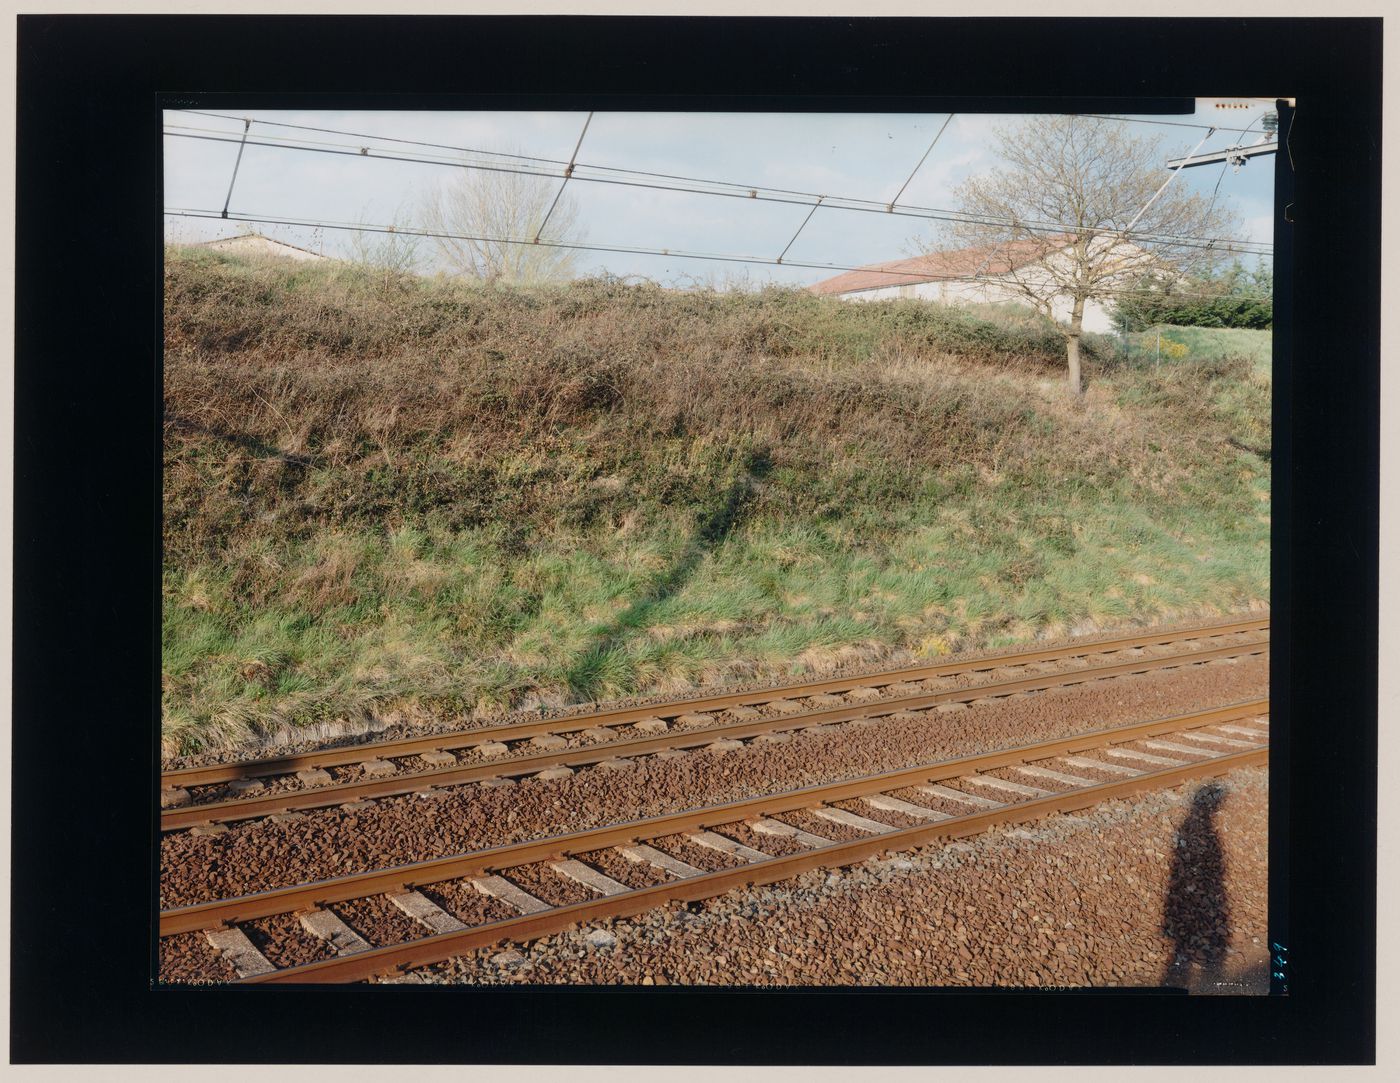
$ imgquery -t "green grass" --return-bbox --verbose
[1116,325,1272,375]
[162,249,1270,755]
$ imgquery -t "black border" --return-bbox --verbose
[12,15,1379,1065]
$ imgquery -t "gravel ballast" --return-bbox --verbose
[161,655,1266,908]
[413,764,1269,992]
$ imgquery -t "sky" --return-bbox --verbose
[163,100,1278,289]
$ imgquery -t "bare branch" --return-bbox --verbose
[419,154,586,285]
[914,115,1244,395]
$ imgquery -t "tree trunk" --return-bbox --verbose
[1066,334,1083,397]
[1065,294,1087,397]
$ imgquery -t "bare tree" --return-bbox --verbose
[920,115,1242,396]
[420,159,584,285]
[346,202,424,285]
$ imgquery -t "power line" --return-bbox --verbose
[1074,112,1271,135]
[886,113,953,211]
[163,206,1273,303]
[165,130,1273,260]
[1123,127,1216,235]
[776,196,824,264]
[219,119,252,219]
[167,120,1272,256]
[535,111,592,243]
[167,113,1273,256]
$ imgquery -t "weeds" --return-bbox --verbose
[162,248,1270,755]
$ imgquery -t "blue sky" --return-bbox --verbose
[163,101,1277,288]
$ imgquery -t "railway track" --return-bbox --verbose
[160,618,1268,831]
[160,698,1269,984]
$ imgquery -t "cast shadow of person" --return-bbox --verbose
[564,447,772,701]
[1159,781,1232,991]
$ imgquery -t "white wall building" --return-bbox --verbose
[199,233,330,263]
[807,239,1137,335]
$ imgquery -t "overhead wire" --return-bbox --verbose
[219,119,252,219]
[776,196,824,264]
[1122,126,1216,236]
[162,206,1274,303]
[534,111,593,244]
[166,113,1273,257]
[167,124,1271,257]
[886,113,954,211]
[1073,112,1272,135]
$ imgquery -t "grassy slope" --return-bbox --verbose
[1117,325,1273,375]
[162,248,1271,755]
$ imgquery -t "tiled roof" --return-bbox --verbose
[807,238,1068,296]
[201,233,328,259]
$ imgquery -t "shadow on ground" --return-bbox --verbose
[1158,781,1265,993]
[564,447,772,700]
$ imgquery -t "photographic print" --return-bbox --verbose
[157,100,1278,991]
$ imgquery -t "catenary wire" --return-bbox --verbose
[166,115,1273,256]
[534,111,593,243]
[166,124,1272,257]
[163,206,1274,302]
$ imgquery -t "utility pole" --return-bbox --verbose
[1165,107,1283,171]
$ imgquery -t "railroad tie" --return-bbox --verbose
[1218,724,1270,740]
[1012,764,1098,787]
[959,774,1053,799]
[811,806,896,834]
[862,794,952,822]
[1143,739,1212,758]
[1169,731,1257,750]
[862,794,951,821]
[161,787,191,809]
[687,831,771,863]
[299,909,373,956]
[1061,755,1140,777]
[471,875,552,915]
[618,843,704,879]
[916,783,1001,809]
[1102,747,1189,768]
[748,818,833,848]
[389,891,468,935]
[549,859,631,897]
[205,927,276,978]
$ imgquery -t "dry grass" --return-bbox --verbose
[162,247,1270,755]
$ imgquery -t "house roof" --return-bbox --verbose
[807,238,1070,296]
[200,233,328,260]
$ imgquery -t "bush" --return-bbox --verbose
[1114,261,1273,332]
[162,246,1270,754]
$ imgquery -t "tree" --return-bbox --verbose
[920,115,1242,395]
[346,202,424,286]
[1112,259,1273,332]
[420,159,585,286]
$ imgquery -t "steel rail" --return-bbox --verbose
[163,616,1268,790]
[240,742,1268,983]
[160,635,1268,831]
[160,698,1266,938]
